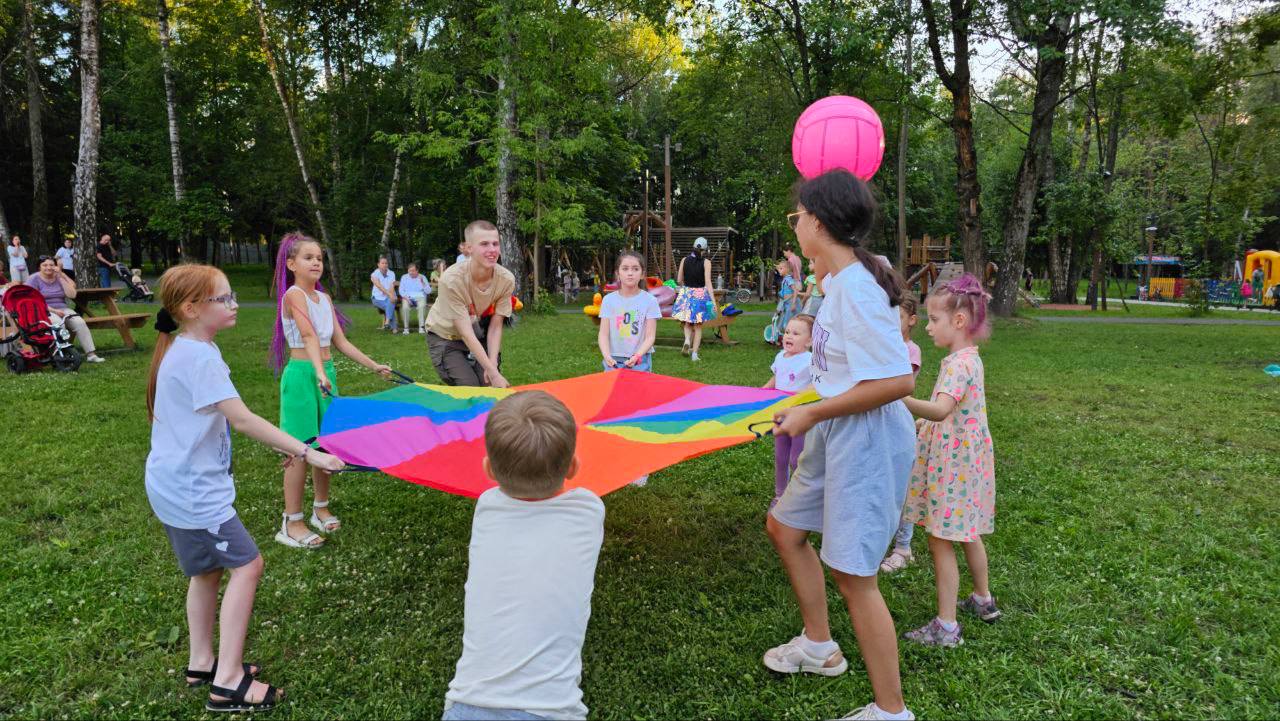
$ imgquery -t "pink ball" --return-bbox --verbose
[792,96,885,181]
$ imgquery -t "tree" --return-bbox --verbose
[155,0,189,259]
[921,0,985,275]
[252,0,345,297]
[73,0,102,285]
[23,0,48,251]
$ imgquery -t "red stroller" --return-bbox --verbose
[0,284,84,373]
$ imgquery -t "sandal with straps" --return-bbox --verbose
[206,672,283,713]
[186,660,261,688]
[274,512,324,549]
[309,500,341,533]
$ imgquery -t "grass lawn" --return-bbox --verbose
[2,306,1278,719]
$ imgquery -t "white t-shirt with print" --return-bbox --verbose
[445,486,604,721]
[772,350,813,393]
[55,247,75,270]
[370,269,397,301]
[810,262,912,398]
[144,336,241,529]
[599,290,662,358]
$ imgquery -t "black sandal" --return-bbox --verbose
[206,672,282,713]
[185,660,261,688]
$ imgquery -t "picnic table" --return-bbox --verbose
[73,286,150,350]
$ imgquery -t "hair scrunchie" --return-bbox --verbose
[154,307,178,334]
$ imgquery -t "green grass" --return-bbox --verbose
[2,308,1278,719]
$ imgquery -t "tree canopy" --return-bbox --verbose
[1,0,1277,305]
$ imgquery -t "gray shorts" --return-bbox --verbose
[162,514,260,577]
[769,401,915,576]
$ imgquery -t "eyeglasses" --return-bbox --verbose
[205,292,239,309]
[787,210,809,231]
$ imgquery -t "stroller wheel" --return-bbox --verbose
[52,347,84,373]
[7,354,27,374]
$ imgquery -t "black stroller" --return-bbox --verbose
[113,262,154,302]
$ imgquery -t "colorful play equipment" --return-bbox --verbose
[1245,249,1279,306]
[792,95,885,181]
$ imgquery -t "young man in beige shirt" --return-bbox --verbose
[425,220,515,388]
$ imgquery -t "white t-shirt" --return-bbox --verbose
[456,254,468,265]
[772,350,813,393]
[144,336,241,529]
[446,487,605,721]
[810,262,912,398]
[55,247,75,270]
[370,269,397,301]
[599,290,662,358]
[398,273,429,298]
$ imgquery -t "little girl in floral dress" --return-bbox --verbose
[900,274,1000,648]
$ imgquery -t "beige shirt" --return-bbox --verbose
[426,261,516,341]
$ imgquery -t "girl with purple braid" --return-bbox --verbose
[271,233,391,549]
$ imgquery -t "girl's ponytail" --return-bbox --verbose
[932,273,992,340]
[146,264,223,421]
[796,169,905,306]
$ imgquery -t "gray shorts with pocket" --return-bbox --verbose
[769,401,915,576]
[427,330,501,387]
[163,513,260,577]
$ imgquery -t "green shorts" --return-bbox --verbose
[280,359,337,443]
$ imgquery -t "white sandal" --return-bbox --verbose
[274,512,324,549]
[310,500,341,533]
[879,549,913,574]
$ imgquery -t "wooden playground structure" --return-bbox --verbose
[902,234,1008,301]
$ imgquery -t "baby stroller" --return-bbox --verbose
[113,262,154,302]
[0,285,84,373]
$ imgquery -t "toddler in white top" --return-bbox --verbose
[763,314,814,505]
[444,391,604,721]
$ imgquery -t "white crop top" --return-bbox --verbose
[281,286,335,348]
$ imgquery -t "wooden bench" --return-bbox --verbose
[73,286,150,350]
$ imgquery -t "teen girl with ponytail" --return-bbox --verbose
[764,169,918,721]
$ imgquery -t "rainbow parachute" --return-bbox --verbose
[317,370,814,498]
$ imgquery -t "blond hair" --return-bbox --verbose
[484,391,577,498]
[464,220,498,242]
[147,264,225,421]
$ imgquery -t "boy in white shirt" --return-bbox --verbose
[444,391,605,721]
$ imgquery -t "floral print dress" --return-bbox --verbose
[903,346,995,542]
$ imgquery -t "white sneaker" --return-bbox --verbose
[629,475,649,487]
[85,354,105,363]
[690,352,700,362]
[762,635,847,676]
[402,328,410,335]
[841,703,915,720]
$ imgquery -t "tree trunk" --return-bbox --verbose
[0,198,10,242]
[379,148,403,255]
[23,0,49,251]
[73,0,102,285]
[156,0,190,259]
[252,0,345,297]
[991,15,1072,316]
[495,31,524,298]
[895,0,912,271]
[921,0,983,276]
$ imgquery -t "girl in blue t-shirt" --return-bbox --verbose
[145,264,344,713]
